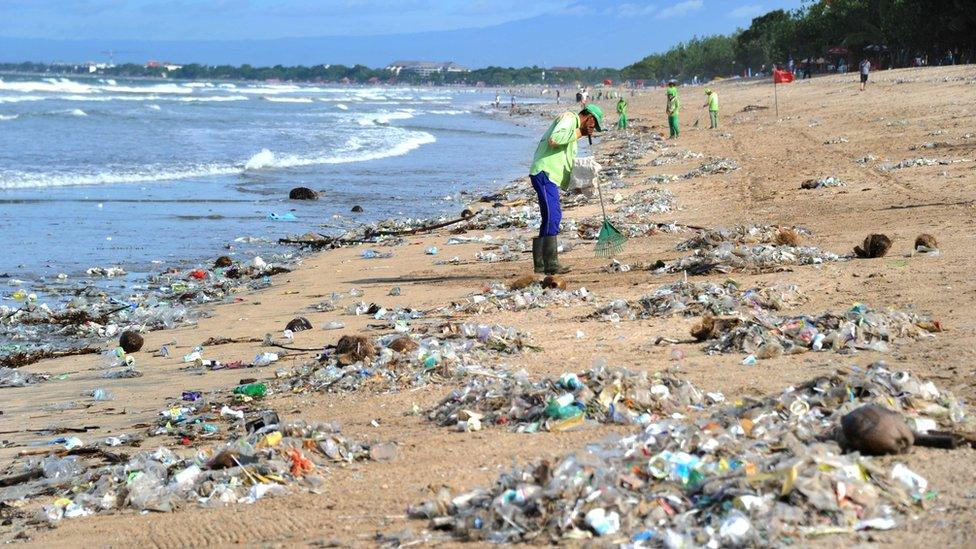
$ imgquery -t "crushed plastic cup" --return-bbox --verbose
[90,388,114,401]
[252,352,278,367]
[742,355,757,365]
[585,508,620,536]
[425,246,438,255]
[891,463,927,498]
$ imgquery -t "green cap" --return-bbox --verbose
[582,103,605,132]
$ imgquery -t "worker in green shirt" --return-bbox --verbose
[529,104,605,274]
[703,88,719,129]
[666,89,680,139]
[616,97,628,129]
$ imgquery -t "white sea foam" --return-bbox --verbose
[177,95,248,102]
[262,96,314,103]
[65,109,87,117]
[0,95,45,103]
[427,109,470,115]
[2,130,436,189]
[0,114,17,121]
[0,79,94,94]
[242,131,435,171]
[335,103,349,110]
[147,104,161,111]
[357,110,415,126]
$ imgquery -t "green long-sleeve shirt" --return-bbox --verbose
[617,99,627,114]
[530,112,580,190]
[708,93,719,111]
[667,95,681,116]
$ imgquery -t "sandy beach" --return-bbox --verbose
[3,64,976,546]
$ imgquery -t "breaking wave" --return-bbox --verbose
[1,130,436,189]
[262,96,314,103]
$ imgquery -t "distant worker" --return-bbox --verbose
[494,93,500,108]
[575,88,583,103]
[510,94,516,115]
[556,89,560,104]
[529,104,604,275]
[666,88,680,139]
[616,96,628,129]
[859,58,871,91]
[703,88,719,129]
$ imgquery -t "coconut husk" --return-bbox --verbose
[285,317,313,332]
[509,275,538,291]
[839,404,914,455]
[690,315,742,341]
[388,336,419,353]
[914,233,938,250]
[541,275,567,290]
[774,227,801,247]
[854,234,892,258]
[336,335,377,365]
[214,256,233,268]
[119,331,144,353]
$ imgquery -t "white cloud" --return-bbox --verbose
[729,3,764,18]
[617,2,658,17]
[656,0,704,19]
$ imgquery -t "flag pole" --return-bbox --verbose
[774,77,779,117]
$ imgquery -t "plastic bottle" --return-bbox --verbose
[233,383,267,397]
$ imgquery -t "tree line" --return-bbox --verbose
[0,61,621,87]
[621,0,976,82]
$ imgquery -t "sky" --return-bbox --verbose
[0,0,805,68]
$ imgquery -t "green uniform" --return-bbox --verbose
[667,95,680,138]
[616,99,628,129]
[529,112,580,190]
[707,92,719,129]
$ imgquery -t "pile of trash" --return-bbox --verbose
[665,242,846,275]
[615,187,676,217]
[801,177,846,190]
[884,157,938,170]
[444,282,593,316]
[1,256,296,358]
[275,322,533,395]
[409,362,966,543]
[680,158,739,179]
[592,280,806,322]
[599,131,667,180]
[696,302,942,359]
[0,420,394,523]
[427,365,709,433]
[0,366,49,388]
[676,225,811,251]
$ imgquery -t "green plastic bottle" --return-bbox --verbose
[233,383,267,397]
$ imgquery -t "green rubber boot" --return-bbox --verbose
[542,236,571,275]
[532,237,545,274]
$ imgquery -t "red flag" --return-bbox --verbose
[773,69,795,84]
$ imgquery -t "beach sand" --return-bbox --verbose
[4,64,976,546]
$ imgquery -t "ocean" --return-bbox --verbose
[0,75,541,304]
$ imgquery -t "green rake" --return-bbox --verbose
[593,177,627,257]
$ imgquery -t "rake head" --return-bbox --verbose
[594,220,628,257]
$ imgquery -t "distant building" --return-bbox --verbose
[145,60,183,71]
[386,60,470,77]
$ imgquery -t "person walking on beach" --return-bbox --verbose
[703,88,719,129]
[529,104,605,274]
[666,89,680,139]
[616,96,628,129]
[859,58,871,91]
[556,89,560,104]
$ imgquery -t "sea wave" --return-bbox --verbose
[262,96,314,103]
[356,110,416,125]
[243,131,435,170]
[177,95,248,102]
[0,114,17,121]
[0,130,437,189]
[0,79,93,94]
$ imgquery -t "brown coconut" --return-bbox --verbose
[509,274,538,291]
[214,255,233,268]
[119,330,144,353]
[285,317,313,332]
[336,335,377,365]
[840,404,914,455]
[690,316,741,341]
[914,233,938,250]
[854,234,892,258]
[774,227,801,247]
[541,275,567,290]
[388,336,419,353]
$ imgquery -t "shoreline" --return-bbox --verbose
[2,64,976,546]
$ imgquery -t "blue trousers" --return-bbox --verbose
[530,171,561,237]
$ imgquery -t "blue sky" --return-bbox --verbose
[0,0,805,67]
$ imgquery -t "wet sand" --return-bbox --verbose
[4,65,976,546]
